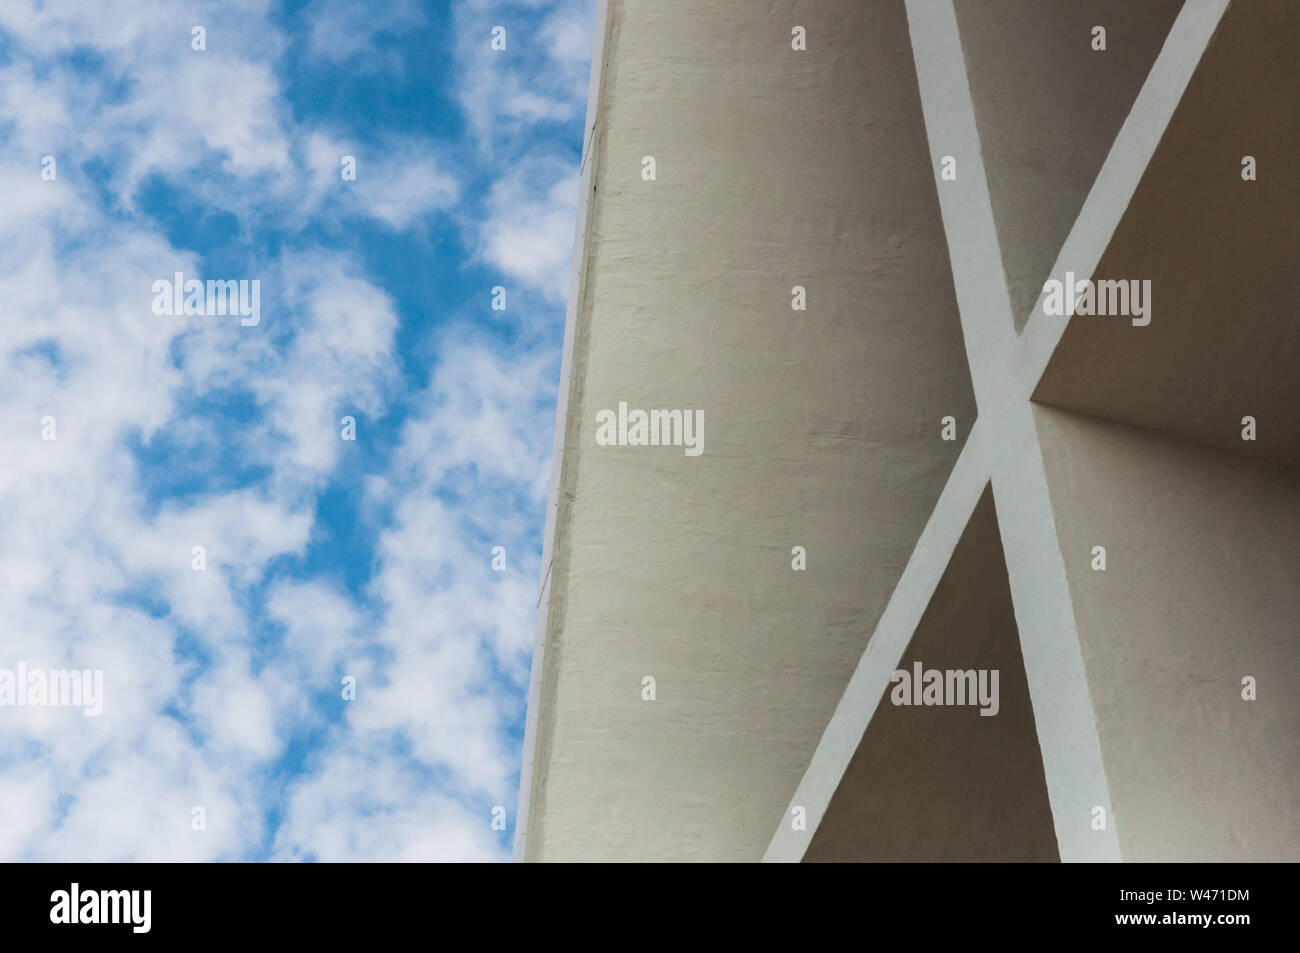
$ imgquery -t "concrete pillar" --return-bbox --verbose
[517,0,1299,863]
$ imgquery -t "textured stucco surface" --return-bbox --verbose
[1034,0,1300,465]
[954,0,1183,329]
[804,488,1058,862]
[524,0,976,861]
[1035,405,1300,861]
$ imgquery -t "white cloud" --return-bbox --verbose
[271,337,554,856]
[477,162,578,302]
[303,0,425,66]
[0,0,593,862]
[273,742,506,861]
[452,0,596,149]
[0,63,367,860]
[304,134,461,229]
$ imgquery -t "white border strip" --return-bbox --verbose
[513,0,613,862]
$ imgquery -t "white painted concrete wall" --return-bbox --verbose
[1036,405,1300,861]
[521,0,975,861]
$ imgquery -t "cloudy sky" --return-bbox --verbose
[0,0,592,861]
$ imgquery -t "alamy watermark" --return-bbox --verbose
[1042,271,1151,326]
[0,663,103,716]
[595,401,704,456]
[152,271,260,326]
[890,662,999,717]
[50,884,150,934]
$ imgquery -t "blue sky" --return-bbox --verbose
[0,0,592,860]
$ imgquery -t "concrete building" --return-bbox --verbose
[515,0,1300,862]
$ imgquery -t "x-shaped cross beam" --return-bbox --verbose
[763,0,1231,864]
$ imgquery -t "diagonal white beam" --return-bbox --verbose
[764,0,1227,863]
[1017,0,1231,392]
[907,0,1120,864]
[900,0,1118,863]
[763,422,990,862]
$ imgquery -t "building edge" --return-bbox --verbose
[512,0,614,862]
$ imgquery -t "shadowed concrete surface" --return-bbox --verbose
[1035,405,1300,861]
[1034,0,1300,465]
[524,0,976,861]
[954,0,1184,329]
[804,488,1058,862]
